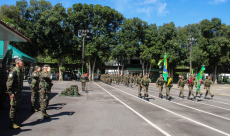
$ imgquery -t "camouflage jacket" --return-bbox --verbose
[156,77,165,86]
[39,71,53,91]
[187,78,195,87]
[178,79,186,87]
[31,71,40,87]
[7,66,23,96]
[165,78,173,87]
[136,77,142,85]
[204,79,213,87]
[129,76,134,82]
[141,78,151,86]
[80,75,86,82]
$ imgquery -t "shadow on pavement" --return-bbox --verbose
[50,111,75,118]
[22,118,60,127]
[0,86,59,135]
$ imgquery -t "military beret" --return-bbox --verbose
[34,66,40,69]
[15,58,23,63]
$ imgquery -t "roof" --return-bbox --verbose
[0,41,35,63]
[0,19,31,42]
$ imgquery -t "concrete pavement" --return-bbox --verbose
[0,81,230,136]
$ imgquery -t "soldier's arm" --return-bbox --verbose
[6,71,16,96]
[177,79,180,86]
[156,79,159,86]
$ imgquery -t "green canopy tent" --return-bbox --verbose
[0,41,36,63]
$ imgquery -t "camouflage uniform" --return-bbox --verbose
[141,77,151,99]
[165,77,173,100]
[39,70,53,118]
[156,77,165,97]
[204,79,214,99]
[129,75,134,88]
[195,79,203,97]
[187,77,196,99]
[30,68,40,112]
[80,75,86,91]
[178,79,186,97]
[137,76,142,97]
[7,66,23,128]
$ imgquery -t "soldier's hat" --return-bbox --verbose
[15,58,24,63]
[34,66,40,69]
[160,74,163,76]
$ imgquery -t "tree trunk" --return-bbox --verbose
[58,56,64,81]
[171,68,174,82]
[148,64,151,77]
[89,61,91,81]
[142,61,145,76]
[117,62,119,75]
[214,65,217,84]
[121,63,124,75]
[146,64,148,75]
[91,58,96,81]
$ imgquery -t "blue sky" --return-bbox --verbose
[1,0,229,27]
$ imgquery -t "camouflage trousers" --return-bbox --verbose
[82,82,86,91]
[188,86,195,98]
[40,88,50,113]
[138,84,142,96]
[205,87,212,97]
[129,81,133,87]
[9,93,22,118]
[166,87,171,98]
[158,86,163,96]
[179,86,184,96]
[143,86,148,95]
[31,87,39,107]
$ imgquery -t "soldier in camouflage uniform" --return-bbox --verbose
[141,74,151,100]
[7,58,24,129]
[136,73,143,98]
[165,75,173,100]
[129,75,134,88]
[194,76,203,98]
[186,75,196,99]
[178,76,186,98]
[156,74,165,98]
[39,65,53,119]
[30,66,40,112]
[80,74,87,91]
[204,76,214,99]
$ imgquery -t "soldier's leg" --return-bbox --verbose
[138,85,141,97]
[187,87,191,98]
[208,87,212,96]
[166,87,169,99]
[158,86,162,97]
[180,87,184,97]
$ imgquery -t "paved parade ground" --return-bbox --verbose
[1,81,230,136]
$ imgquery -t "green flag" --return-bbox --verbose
[196,66,205,92]
[158,55,168,82]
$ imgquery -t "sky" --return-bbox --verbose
[0,0,229,27]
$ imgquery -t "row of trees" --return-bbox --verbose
[0,0,230,82]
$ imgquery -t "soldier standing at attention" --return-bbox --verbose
[204,76,214,99]
[187,75,196,100]
[178,76,186,98]
[141,74,151,100]
[156,74,165,98]
[7,58,24,129]
[136,73,142,98]
[80,74,87,91]
[30,66,40,112]
[39,65,53,119]
[165,75,173,100]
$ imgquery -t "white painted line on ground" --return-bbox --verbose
[94,82,171,136]
[147,87,230,112]
[101,83,230,136]
[114,84,230,122]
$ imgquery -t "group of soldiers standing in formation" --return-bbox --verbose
[0,58,53,129]
[100,73,214,100]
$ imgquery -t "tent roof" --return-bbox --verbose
[0,20,31,42]
[0,41,35,63]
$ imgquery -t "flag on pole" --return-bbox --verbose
[158,55,168,82]
[196,66,205,92]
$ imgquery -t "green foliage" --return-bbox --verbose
[59,67,65,72]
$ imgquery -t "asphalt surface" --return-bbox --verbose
[0,81,230,136]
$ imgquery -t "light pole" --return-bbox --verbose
[187,37,197,75]
[78,29,90,75]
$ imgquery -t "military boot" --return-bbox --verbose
[9,118,20,129]
[211,95,214,98]
[143,94,146,100]
[14,117,23,127]
[31,105,38,112]
[42,111,50,119]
